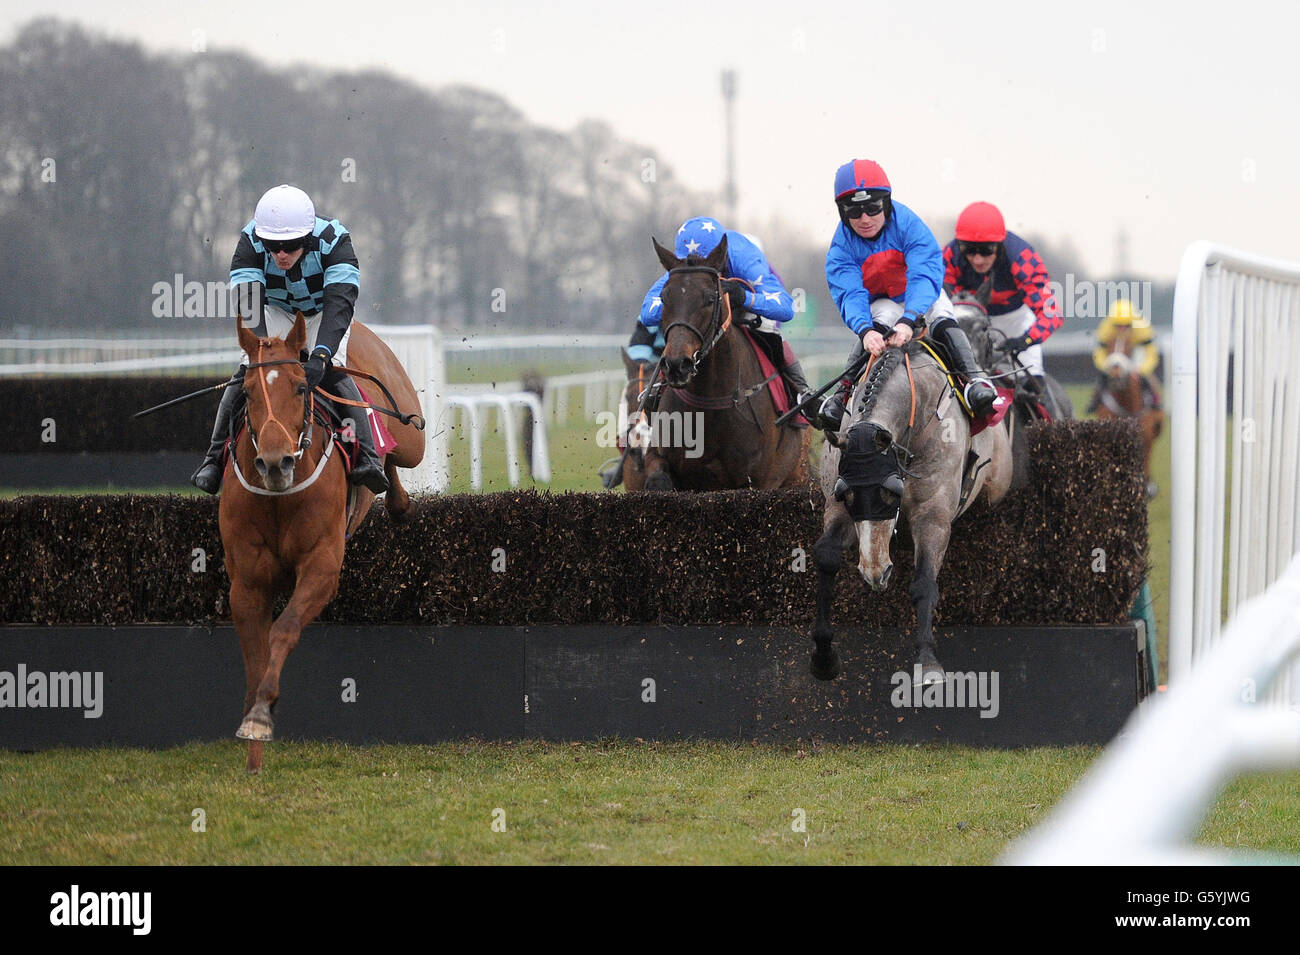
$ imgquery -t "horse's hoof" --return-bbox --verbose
[810,648,841,681]
[914,661,945,687]
[236,717,273,741]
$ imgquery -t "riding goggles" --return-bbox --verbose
[260,236,307,254]
[839,197,886,219]
[960,241,999,258]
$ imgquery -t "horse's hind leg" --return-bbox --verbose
[383,459,412,523]
[810,504,854,680]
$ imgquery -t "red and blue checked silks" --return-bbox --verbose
[943,231,1063,343]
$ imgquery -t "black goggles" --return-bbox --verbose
[840,197,886,219]
[261,236,307,254]
[961,241,998,257]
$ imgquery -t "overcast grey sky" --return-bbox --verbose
[4,0,1295,278]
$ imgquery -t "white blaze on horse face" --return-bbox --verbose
[856,517,897,591]
[266,370,279,385]
[1104,350,1132,377]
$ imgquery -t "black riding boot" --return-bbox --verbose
[930,320,996,416]
[817,338,865,432]
[190,367,246,494]
[329,374,390,495]
[758,331,813,422]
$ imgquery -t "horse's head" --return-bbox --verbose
[828,349,924,591]
[236,314,313,492]
[952,296,995,370]
[652,234,729,387]
[1104,325,1136,381]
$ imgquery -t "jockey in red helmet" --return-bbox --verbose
[944,201,1064,393]
[818,160,997,431]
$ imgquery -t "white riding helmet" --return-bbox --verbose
[253,184,316,240]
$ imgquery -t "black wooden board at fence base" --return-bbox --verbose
[0,452,196,488]
[0,623,1146,750]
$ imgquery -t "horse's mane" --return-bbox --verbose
[854,342,934,420]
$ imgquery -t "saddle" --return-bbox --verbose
[913,339,1013,436]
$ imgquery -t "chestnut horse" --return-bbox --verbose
[222,314,424,772]
[1093,324,1164,497]
[640,235,810,490]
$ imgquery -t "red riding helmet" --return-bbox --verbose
[954,202,1006,243]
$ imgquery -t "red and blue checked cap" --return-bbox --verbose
[834,160,892,201]
[674,216,726,258]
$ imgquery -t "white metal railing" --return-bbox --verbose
[1170,242,1300,703]
[1004,552,1300,865]
[444,393,551,490]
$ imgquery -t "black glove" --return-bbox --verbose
[304,348,329,390]
[721,280,748,310]
[999,333,1034,356]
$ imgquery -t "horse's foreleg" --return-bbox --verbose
[245,551,343,743]
[230,577,274,768]
[909,513,953,687]
[642,451,675,491]
[810,506,853,680]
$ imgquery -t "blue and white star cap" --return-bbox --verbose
[674,216,726,259]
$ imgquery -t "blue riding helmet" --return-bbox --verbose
[674,216,727,259]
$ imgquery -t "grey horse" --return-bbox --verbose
[811,341,1013,684]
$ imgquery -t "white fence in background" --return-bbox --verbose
[1170,242,1300,707]
[1005,552,1300,865]
[0,327,1127,492]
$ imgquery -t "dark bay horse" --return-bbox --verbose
[640,235,810,490]
[1094,324,1164,497]
[811,341,1012,683]
[222,314,424,772]
[953,297,1073,491]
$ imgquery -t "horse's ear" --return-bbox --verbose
[652,237,680,273]
[704,233,728,272]
[237,319,258,357]
[285,311,308,355]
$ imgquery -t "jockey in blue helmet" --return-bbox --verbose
[818,159,997,431]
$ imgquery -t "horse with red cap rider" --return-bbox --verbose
[817,159,997,432]
[191,184,389,497]
[942,201,1065,414]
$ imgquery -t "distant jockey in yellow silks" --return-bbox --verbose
[1086,299,1162,414]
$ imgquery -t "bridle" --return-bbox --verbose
[243,344,314,462]
[660,265,734,380]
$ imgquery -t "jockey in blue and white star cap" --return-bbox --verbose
[628,215,810,402]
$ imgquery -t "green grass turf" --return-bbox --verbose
[0,741,1293,865]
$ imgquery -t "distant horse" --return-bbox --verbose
[640,235,810,490]
[614,351,655,492]
[953,297,1073,490]
[222,314,424,772]
[1093,324,1164,497]
[811,341,1013,683]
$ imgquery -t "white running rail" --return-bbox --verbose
[1004,551,1300,865]
[1170,242,1300,705]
